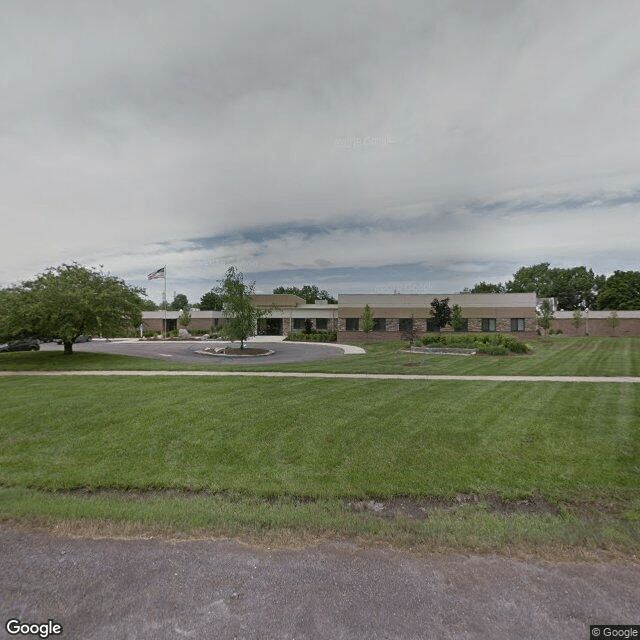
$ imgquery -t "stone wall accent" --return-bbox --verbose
[467,319,482,332]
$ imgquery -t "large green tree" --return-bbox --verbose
[463,281,506,293]
[500,263,603,310]
[595,271,640,310]
[272,285,337,304]
[199,290,224,310]
[0,263,146,354]
[217,266,268,349]
[169,293,189,311]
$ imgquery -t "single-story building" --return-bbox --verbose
[142,294,338,336]
[336,293,539,342]
[142,291,543,340]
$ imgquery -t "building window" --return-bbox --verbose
[373,318,386,332]
[293,318,305,330]
[481,318,496,332]
[454,318,469,332]
[399,318,413,333]
[345,318,359,331]
[426,318,440,332]
[316,318,328,330]
[511,318,525,332]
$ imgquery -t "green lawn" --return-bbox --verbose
[1,374,638,554]
[1,336,640,376]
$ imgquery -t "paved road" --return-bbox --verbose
[1,526,638,640]
[38,339,356,365]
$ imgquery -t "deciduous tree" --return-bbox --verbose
[430,297,452,329]
[360,304,374,333]
[0,263,146,354]
[199,290,224,310]
[216,266,268,349]
[595,271,640,310]
[273,285,337,304]
[169,293,189,311]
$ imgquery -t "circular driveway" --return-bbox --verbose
[40,339,350,365]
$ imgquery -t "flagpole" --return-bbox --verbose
[163,265,167,340]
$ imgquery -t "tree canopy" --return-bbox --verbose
[217,266,268,349]
[468,263,604,310]
[0,263,146,354]
[199,290,224,310]
[169,293,189,311]
[595,270,640,310]
[463,281,506,294]
[272,285,337,304]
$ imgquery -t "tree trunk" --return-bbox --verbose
[63,341,74,355]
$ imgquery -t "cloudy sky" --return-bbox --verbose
[2,1,639,304]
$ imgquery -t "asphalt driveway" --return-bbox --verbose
[39,338,352,365]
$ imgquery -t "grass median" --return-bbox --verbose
[1,374,638,556]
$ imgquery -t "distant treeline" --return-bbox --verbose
[464,263,640,310]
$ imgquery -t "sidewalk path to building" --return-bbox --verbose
[1,370,640,382]
[1,525,638,640]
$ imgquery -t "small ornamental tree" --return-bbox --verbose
[536,299,553,336]
[451,304,465,331]
[216,266,268,349]
[0,263,146,354]
[179,307,192,328]
[360,304,374,333]
[571,309,585,334]
[401,314,418,346]
[607,311,620,336]
[430,297,452,329]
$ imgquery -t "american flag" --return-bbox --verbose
[147,267,166,280]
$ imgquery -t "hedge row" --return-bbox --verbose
[420,333,530,354]
[285,331,338,342]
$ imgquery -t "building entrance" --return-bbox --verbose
[257,318,283,335]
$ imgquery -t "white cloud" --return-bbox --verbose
[1,0,639,293]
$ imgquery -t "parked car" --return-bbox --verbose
[74,335,92,343]
[0,338,40,352]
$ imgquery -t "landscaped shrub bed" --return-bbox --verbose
[285,330,337,342]
[420,333,530,354]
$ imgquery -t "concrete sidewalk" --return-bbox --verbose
[1,370,639,382]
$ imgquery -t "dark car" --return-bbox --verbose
[0,338,40,352]
[74,335,92,343]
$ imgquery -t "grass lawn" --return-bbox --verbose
[1,374,638,556]
[1,336,640,377]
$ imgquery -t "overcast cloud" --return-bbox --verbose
[2,0,639,303]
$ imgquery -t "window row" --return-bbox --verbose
[344,318,528,332]
[292,318,330,330]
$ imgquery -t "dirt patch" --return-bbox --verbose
[347,493,560,519]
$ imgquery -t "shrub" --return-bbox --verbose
[420,333,529,354]
[477,344,508,356]
[285,330,337,342]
